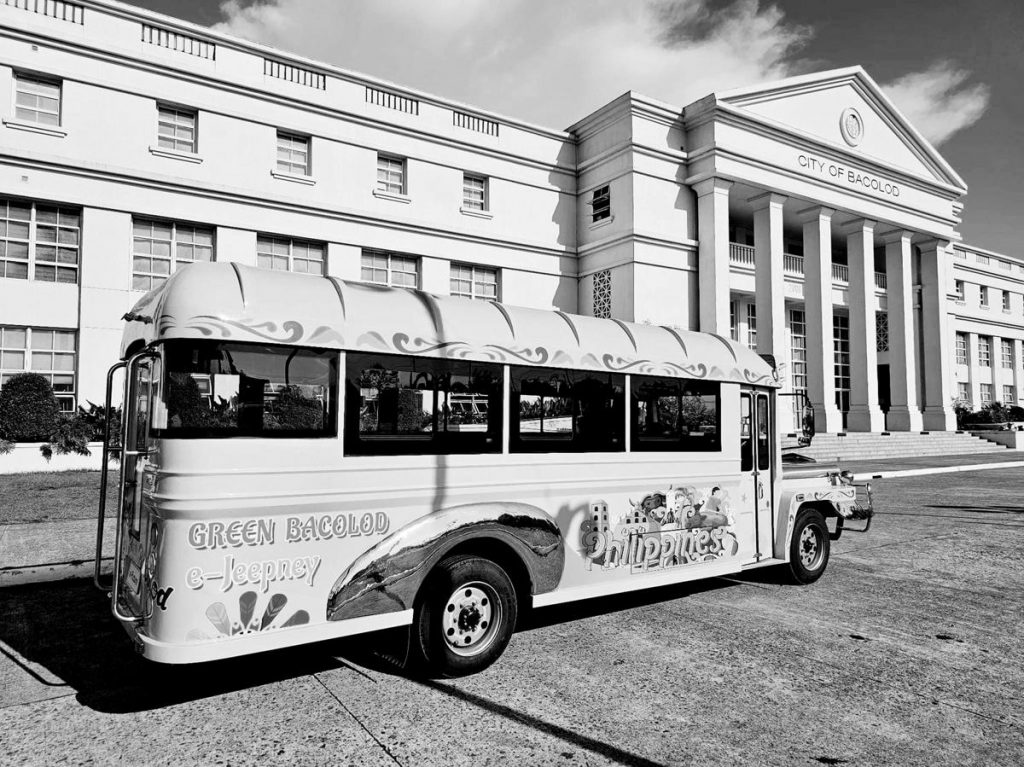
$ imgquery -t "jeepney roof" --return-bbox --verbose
[120,263,779,388]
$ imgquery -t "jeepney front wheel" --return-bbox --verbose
[413,554,518,678]
[787,508,830,585]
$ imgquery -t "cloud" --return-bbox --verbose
[212,1,989,143]
[212,0,813,128]
[881,62,990,147]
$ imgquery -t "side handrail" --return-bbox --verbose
[93,360,126,591]
[110,350,157,623]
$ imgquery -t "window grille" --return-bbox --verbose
[450,264,498,300]
[14,73,61,126]
[360,249,418,288]
[0,325,77,410]
[132,218,214,291]
[593,269,611,319]
[256,235,324,275]
[157,105,197,153]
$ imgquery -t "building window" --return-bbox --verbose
[0,326,76,410]
[980,383,992,405]
[957,382,970,404]
[0,198,80,284]
[875,311,889,353]
[978,336,991,367]
[276,132,310,176]
[377,154,406,195]
[593,269,611,319]
[980,286,989,308]
[360,249,418,287]
[1003,291,1011,312]
[1002,339,1014,368]
[14,74,61,127]
[590,185,610,223]
[789,310,807,395]
[729,301,738,341]
[833,313,850,416]
[157,105,197,153]
[450,264,498,300]
[255,235,324,275]
[133,219,214,291]
[1004,385,1016,404]
[955,333,968,365]
[954,280,964,301]
[746,304,757,349]
[462,174,487,211]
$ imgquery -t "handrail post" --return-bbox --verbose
[93,361,125,591]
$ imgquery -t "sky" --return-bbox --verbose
[121,0,1024,256]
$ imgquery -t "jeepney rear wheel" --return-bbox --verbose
[787,507,830,585]
[413,554,518,678]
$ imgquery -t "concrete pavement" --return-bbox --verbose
[1,466,1022,765]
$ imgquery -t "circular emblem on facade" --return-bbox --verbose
[839,107,864,147]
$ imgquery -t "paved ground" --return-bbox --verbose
[1,465,1022,766]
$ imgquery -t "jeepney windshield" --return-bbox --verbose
[157,340,338,438]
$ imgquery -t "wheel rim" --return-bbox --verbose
[442,581,502,657]
[799,523,825,571]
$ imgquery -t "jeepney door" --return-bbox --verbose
[740,389,774,560]
[114,352,160,618]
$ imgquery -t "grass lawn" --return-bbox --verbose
[0,470,120,525]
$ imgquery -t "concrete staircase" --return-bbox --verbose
[791,431,1009,462]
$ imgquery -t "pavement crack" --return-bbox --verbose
[0,691,77,711]
[313,672,404,766]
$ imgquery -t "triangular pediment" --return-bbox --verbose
[714,67,965,190]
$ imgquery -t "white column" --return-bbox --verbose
[799,206,842,432]
[751,192,787,361]
[919,239,957,430]
[843,218,884,431]
[880,229,922,431]
[694,178,733,334]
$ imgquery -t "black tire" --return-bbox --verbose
[413,554,518,678]
[787,508,830,584]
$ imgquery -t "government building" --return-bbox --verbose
[1,0,1020,436]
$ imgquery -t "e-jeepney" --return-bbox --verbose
[95,262,872,677]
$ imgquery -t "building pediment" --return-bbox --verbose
[706,67,966,192]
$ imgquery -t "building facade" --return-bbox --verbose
[0,0,1020,433]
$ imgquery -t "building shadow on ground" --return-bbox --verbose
[0,567,785,713]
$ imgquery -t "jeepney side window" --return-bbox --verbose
[345,352,502,455]
[510,366,624,453]
[756,394,770,471]
[159,340,337,438]
[631,375,721,452]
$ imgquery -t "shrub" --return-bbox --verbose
[0,373,60,442]
[41,411,93,461]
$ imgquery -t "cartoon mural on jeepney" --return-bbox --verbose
[580,485,739,574]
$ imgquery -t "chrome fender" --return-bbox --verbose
[326,502,564,622]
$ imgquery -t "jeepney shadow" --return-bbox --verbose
[0,576,349,714]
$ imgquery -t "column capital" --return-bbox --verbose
[877,228,914,245]
[692,177,734,198]
[797,205,835,223]
[747,191,787,210]
[916,237,951,254]
[840,218,878,235]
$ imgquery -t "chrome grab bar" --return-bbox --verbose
[109,350,157,623]
[93,360,126,591]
